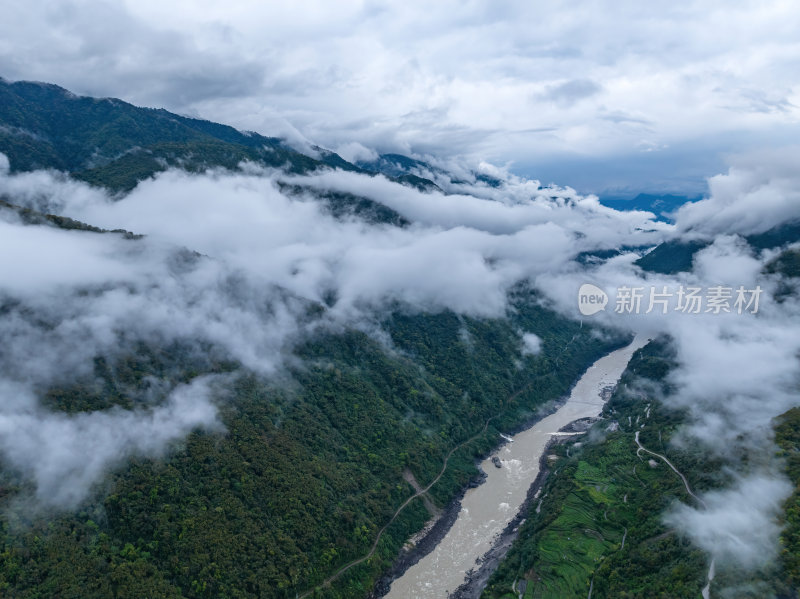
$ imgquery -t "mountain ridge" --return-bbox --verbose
[0,78,444,195]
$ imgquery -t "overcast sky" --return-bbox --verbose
[1,0,799,195]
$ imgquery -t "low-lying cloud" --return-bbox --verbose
[0,376,220,508]
[0,157,667,509]
[0,149,799,585]
[538,157,800,576]
[664,474,793,569]
[675,148,800,237]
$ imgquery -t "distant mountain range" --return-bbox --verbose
[3,78,799,277]
[0,78,449,195]
[598,193,702,222]
[1,78,687,218]
[0,77,633,599]
[1,77,800,599]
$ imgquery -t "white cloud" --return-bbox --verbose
[521,332,541,355]
[525,152,800,579]
[0,159,669,507]
[0,4,797,583]
[0,142,798,585]
[664,474,793,569]
[1,2,799,191]
[334,141,378,164]
[675,149,800,236]
[0,376,221,508]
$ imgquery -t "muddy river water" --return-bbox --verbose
[385,335,649,598]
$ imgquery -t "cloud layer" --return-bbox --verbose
[0,377,220,508]
[533,157,800,571]
[2,1,799,192]
[0,148,799,580]
[0,157,665,508]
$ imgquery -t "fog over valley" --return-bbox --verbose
[0,3,799,597]
[1,144,799,580]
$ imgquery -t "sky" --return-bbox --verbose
[1,4,800,583]
[1,0,799,195]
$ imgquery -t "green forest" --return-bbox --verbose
[0,280,624,598]
[0,78,633,598]
[2,76,799,599]
[484,339,800,599]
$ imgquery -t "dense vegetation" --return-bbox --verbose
[0,79,639,598]
[767,249,800,279]
[0,282,625,598]
[634,239,711,274]
[775,408,800,590]
[636,221,800,274]
[485,338,800,599]
[0,80,308,178]
[6,76,797,599]
[0,79,439,201]
[483,339,719,599]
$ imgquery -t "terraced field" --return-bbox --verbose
[485,341,713,599]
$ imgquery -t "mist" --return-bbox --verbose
[0,157,668,511]
[0,376,220,508]
[0,149,799,580]
[535,155,800,573]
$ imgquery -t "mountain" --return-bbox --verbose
[0,80,310,183]
[0,79,630,598]
[357,152,503,190]
[598,193,701,222]
[0,78,444,198]
[636,220,800,274]
[484,340,713,598]
[0,292,622,598]
[2,78,797,599]
[0,79,451,227]
[484,338,800,598]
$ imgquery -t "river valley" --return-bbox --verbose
[384,335,649,599]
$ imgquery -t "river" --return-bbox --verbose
[385,335,649,599]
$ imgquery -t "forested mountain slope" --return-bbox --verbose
[0,80,632,598]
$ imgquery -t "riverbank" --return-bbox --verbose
[449,418,598,599]
[367,412,610,599]
[371,414,607,599]
[378,335,647,598]
[368,469,485,598]
[369,401,568,599]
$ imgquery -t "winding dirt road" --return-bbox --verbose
[296,416,498,599]
[634,430,714,597]
[634,430,706,508]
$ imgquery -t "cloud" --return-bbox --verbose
[0,2,797,581]
[675,149,800,236]
[664,473,793,568]
[538,79,602,107]
[0,376,221,509]
[521,332,542,355]
[2,1,799,192]
[334,141,378,163]
[0,161,667,323]
[525,150,800,580]
[0,219,131,294]
[0,143,798,585]
[0,155,671,507]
